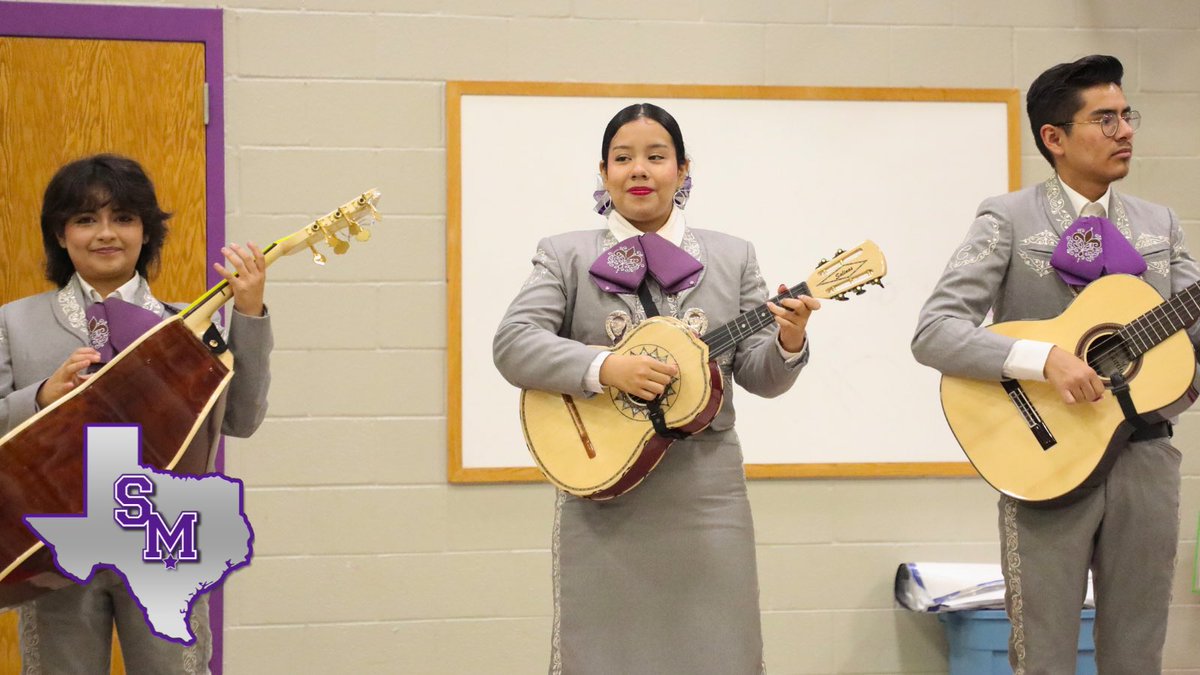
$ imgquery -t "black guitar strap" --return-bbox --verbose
[634,281,688,441]
[1108,372,1150,432]
[635,282,659,318]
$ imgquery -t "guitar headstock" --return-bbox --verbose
[273,189,382,264]
[805,240,887,301]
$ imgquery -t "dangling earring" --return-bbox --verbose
[592,175,613,215]
[673,175,693,210]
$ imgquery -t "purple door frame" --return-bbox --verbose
[1,2,231,672]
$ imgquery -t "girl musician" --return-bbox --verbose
[494,104,819,674]
[0,154,272,674]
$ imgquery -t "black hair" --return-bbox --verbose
[600,103,687,168]
[40,153,171,287]
[1026,54,1124,167]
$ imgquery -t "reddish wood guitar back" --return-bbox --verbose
[0,190,380,607]
[0,319,230,607]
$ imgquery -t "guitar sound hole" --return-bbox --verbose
[616,384,679,420]
[608,344,680,422]
[1081,328,1139,382]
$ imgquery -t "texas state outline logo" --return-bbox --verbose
[23,424,253,645]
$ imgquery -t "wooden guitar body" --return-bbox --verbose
[940,274,1198,505]
[521,316,723,500]
[518,240,887,500]
[0,317,232,608]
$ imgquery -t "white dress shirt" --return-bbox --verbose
[76,273,143,303]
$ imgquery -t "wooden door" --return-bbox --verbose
[0,35,209,674]
[0,36,208,304]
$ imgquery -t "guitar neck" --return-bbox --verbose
[701,282,812,359]
[173,188,380,335]
[1120,280,1200,358]
[180,241,285,331]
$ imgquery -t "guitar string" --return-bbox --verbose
[1101,290,1196,360]
[1081,284,1200,373]
[1089,315,1163,371]
[702,290,791,353]
[1097,286,1198,363]
[701,265,879,356]
[703,307,778,356]
[702,283,809,356]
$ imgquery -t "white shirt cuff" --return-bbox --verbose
[584,351,611,394]
[1003,339,1054,381]
[776,335,808,363]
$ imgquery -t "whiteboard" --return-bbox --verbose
[448,82,1020,481]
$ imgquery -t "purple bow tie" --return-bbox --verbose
[1050,216,1146,287]
[85,297,163,364]
[589,233,703,295]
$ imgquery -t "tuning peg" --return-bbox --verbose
[348,199,383,229]
[332,237,351,255]
[322,231,350,255]
[833,293,848,302]
[338,207,374,242]
[817,258,829,267]
[834,248,845,256]
[873,279,885,288]
[348,220,372,242]
[853,287,867,295]
[307,244,327,265]
[316,220,351,255]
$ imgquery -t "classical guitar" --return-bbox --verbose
[940,273,1200,505]
[0,190,381,608]
[522,240,887,500]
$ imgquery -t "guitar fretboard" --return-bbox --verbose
[182,241,281,321]
[1119,282,1200,358]
[701,282,812,359]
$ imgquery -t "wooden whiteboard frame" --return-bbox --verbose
[447,81,1021,484]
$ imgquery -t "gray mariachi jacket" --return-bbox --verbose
[494,227,808,432]
[913,176,1200,380]
[0,276,273,464]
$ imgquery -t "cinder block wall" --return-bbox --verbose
[50,1,1200,672]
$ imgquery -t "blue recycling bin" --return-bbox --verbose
[939,609,1096,674]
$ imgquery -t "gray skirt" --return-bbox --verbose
[550,428,763,675]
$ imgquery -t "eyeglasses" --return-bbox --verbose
[1054,111,1141,138]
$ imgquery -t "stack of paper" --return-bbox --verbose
[895,562,1095,613]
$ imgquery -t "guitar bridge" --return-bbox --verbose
[1002,380,1056,450]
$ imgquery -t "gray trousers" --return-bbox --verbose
[999,438,1181,675]
[18,569,211,674]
